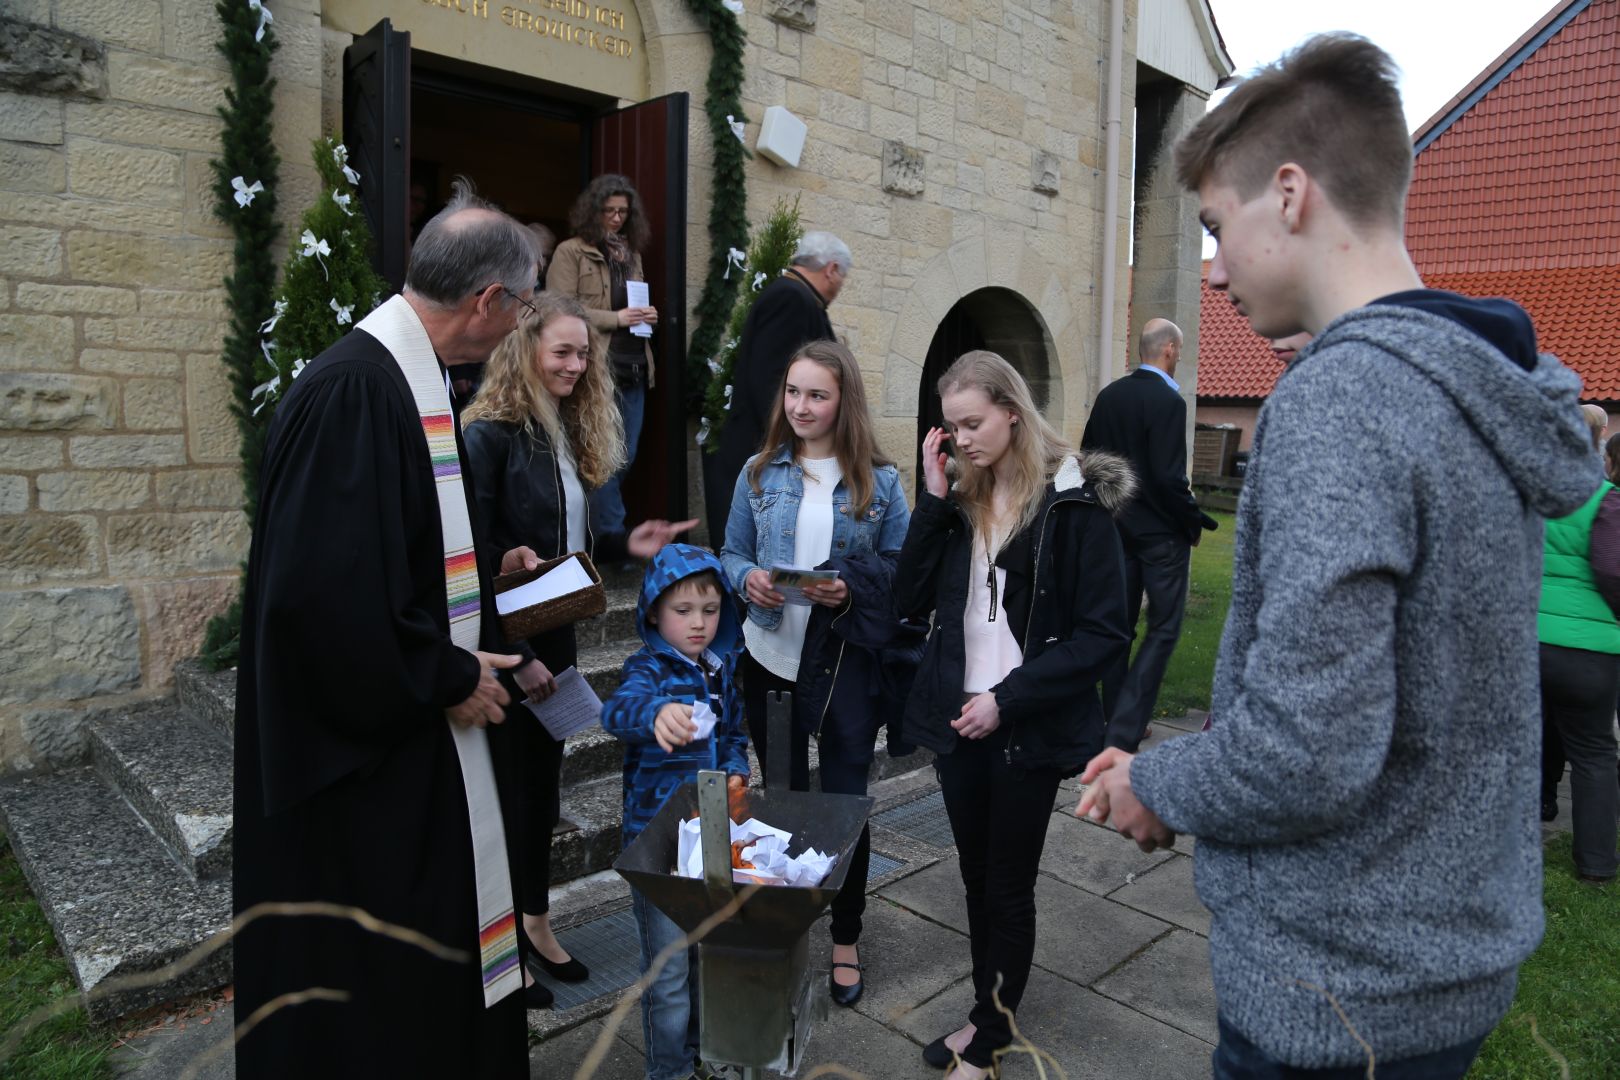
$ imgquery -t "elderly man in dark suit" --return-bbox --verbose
[1082,318,1214,751]
[702,231,849,543]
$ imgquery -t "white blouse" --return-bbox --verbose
[557,436,588,555]
[962,509,1023,694]
[744,456,842,682]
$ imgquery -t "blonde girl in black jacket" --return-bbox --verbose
[895,350,1133,1079]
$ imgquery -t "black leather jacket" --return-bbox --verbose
[462,417,626,669]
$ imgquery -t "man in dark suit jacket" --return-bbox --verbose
[702,231,847,543]
[1082,318,1213,751]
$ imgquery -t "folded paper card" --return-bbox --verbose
[768,565,840,607]
[626,281,652,338]
[521,667,602,741]
[495,555,594,616]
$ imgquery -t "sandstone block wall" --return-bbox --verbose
[0,2,323,770]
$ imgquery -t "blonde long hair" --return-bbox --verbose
[461,291,626,488]
[747,339,893,518]
[938,350,1071,546]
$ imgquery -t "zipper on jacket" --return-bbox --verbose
[1006,500,1057,764]
[985,536,999,623]
[813,605,850,738]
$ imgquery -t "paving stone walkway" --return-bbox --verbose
[529,712,1222,1079]
[112,709,1582,1079]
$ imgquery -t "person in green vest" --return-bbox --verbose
[1537,403,1620,884]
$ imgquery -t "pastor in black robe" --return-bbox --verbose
[232,326,527,1077]
[702,268,835,543]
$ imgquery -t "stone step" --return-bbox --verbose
[174,658,236,739]
[88,701,233,881]
[571,585,643,647]
[0,768,231,1022]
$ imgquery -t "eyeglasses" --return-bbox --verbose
[502,286,540,319]
[602,206,629,219]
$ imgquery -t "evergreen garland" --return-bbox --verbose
[682,0,752,409]
[251,137,388,412]
[698,196,802,450]
[201,0,279,670]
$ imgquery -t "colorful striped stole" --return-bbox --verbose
[355,295,521,1007]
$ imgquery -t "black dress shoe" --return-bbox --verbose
[533,952,590,982]
[922,1035,956,1069]
[829,961,864,1007]
[1541,798,1559,823]
[524,979,554,1009]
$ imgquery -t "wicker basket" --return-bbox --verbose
[493,551,607,641]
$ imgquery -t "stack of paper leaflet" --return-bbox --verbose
[675,815,836,887]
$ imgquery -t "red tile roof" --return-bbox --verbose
[1407,0,1618,273]
[1195,0,1620,401]
[1195,273,1281,399]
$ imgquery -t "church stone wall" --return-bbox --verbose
[0,1,325,770]
[0,0,1198,771]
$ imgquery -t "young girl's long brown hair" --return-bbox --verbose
[937,350,1071,546]
[461,291,625,488]
[746,339,893,517]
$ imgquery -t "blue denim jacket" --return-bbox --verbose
[720,446,911,630]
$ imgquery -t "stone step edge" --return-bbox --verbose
[0,768,233,1023]
[87,702,232,882]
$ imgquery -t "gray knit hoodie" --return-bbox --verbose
[1130,301,1600,1067]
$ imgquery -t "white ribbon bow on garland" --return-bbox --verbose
[231,176,263,207]
[332,190,353,216]
[246,0,272,42]
[721,0,744,15]
[299,229,331,279]
[330,298,354,325]
[723,247,746,279]
[725,115,746,143]
[332,143,362,186]
[259,299,287,335]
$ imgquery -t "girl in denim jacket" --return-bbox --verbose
[719,339,911,1008]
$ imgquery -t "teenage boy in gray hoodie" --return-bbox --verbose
[1077,34,1601,1078]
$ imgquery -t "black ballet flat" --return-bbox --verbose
[534,952,590,983]
[524,979,554,1009]
[922,1035,955,1069]
[829,960,864,1007]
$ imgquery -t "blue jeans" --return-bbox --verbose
[631,888,699,1080]
[1212,1016,1485,1079]
[592,380,645,541]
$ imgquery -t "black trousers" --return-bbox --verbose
[935,724,1064,1068]
[1103,536,1191,750]
[507,702,564,916]
[1539,643,1620,880]
[742,653,871,945]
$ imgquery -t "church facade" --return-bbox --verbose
[0,0,1228,769]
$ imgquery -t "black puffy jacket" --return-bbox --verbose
[894,453,1134,775]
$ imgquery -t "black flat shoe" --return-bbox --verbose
[524,979,554,1009]
[922,1035,956,1069]
[829,961,864,1007]
[533,952,590,982]
[1540,798,1559,822]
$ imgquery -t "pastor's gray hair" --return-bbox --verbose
[791,231,853,273]
[405,176,538,307]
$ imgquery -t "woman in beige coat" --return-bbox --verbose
[549,174,657,541]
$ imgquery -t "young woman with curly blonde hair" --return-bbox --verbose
[463,291,693,1009]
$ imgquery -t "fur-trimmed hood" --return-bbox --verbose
[1064,450,1136,515]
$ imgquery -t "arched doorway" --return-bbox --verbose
[914,288,1056,498]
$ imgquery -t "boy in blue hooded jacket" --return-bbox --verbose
[602,543,748,1080]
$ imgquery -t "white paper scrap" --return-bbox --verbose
[674,815,836,888]
[626,281,652,338]
[496,555,593,615]
[521,667,602,741]
[689,700,718,741]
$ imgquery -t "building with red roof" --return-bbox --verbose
[1193,0,1620,468]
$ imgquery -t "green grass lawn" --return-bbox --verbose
[0,836,110,1080]
[1137,508,1236,718]
[1468,834,1620,1078]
